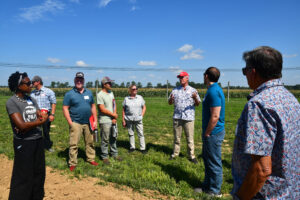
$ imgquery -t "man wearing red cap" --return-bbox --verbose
[168,71,201,163]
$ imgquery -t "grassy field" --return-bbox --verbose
[0,95,248,199]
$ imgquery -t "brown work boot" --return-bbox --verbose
[102,158,110,165]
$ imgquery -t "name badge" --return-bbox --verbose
[41,93,46,97]
[84,96,89,100]
[27,99,33,105]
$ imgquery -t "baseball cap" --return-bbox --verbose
[75,72,84,78]
[101,76,114,85]
[177,71,189,78]
[32,76,42,83]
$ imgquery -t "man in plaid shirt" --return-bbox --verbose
[31,76,56,152]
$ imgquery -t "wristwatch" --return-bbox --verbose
[50,113,55,116]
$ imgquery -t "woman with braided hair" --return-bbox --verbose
[6,71,48,200]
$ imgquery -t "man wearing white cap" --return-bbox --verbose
[168,71,201,163]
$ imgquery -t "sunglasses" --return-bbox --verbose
[242,67,253,75]
[20,81,32,86]
[75,78,84,83]
[131,88,138,91]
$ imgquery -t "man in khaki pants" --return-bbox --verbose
[168,71,201,164]
[63,72,98,171]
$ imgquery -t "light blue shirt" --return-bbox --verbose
[30,86,56,111]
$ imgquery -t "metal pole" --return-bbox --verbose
[167,80,169,100]
[227,81,230,102]
[96,78,99,104]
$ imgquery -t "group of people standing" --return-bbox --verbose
[5,46,300,200]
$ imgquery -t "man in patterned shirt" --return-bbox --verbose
[232,46,300,199]
[31,75,56,152]
[168,71,201,164]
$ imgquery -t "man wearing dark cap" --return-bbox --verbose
[62,72,98,171]
[31,75,56,152]
[168,71,201,163]
[97,76,121,165]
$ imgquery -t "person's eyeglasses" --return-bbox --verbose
[131,88,138,91]
[20,81,32,86]
[75,78,84,83]
[242,67,253,76]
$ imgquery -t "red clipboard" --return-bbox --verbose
[89,115,95,131]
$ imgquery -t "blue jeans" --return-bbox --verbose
[202,129,225,194]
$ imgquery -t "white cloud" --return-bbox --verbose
[97,70,103,73]
[138,61,157,66]
[180,49,204,60]
[169,66,183,74]
[177,44,193,53]
[76,60,88,67]
[131,6,138,11]
[283,54,298,58]
[47,57,62,63]
[129,75,137,79]
[99,0,112,7]
[19,0,65,23]
[148,74,155,78]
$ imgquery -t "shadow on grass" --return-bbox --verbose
[57,147,88,165]
[116,139,130,150]
[154,160,200,187]
[147,143,173,155]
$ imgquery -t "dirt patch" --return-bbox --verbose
[0,154,169,200]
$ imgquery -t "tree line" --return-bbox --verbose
[9,81,297,90]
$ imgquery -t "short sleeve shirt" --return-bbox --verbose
[231,79,300,199]
[202,83,225,134]
[97,90,115,124]
[6,95,42,140]
[63,88,94,124]
[31,86,56,111]
[122,95,145,121]
[169,85,201,121]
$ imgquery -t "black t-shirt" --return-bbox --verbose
[6,95,42,140]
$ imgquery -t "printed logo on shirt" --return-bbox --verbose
[23,105,37,122]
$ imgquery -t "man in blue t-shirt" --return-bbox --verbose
[195,67,225,197]
[62,72,98,171]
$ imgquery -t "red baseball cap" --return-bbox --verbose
[177,71,189,78]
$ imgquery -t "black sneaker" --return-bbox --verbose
[128,149,135,153]
[169,155,176,160]
[189,158,198,164]
[141,150,147,154]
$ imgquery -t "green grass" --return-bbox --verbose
[0,96,249,199]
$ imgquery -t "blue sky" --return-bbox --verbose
[0,0,300,87]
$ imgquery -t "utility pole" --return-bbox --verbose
[167,80,169,100]
[227,81,230,102]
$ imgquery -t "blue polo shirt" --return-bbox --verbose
[63,87,94,124]
[202,82,225,135]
